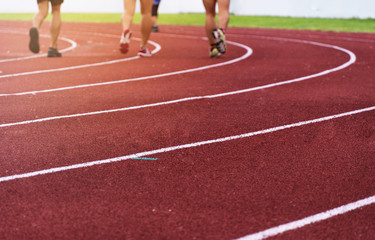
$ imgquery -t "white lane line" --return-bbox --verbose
[0,31,77,63]
[228,32,375,44]
[0,35,355,97]
[0,39,355,128]
[0,39,252,96]
[0,106,373,183]
[236,195,375,240]
[163,29,375,44]
[0,37,161,79]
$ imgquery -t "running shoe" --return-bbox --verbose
[209,44,221,58]
[47,47,62,57]
[120,29,132,54]
[29,27,40,54]
[152,25,159,32]
[137,47,152,57]
[212,28,226,54]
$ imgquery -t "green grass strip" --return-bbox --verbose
[0,13,374,33]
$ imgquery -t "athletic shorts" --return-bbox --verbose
[37,0,64,6]
[154,0,161,5]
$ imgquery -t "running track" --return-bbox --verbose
[0,21,374,239]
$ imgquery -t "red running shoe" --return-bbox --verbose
[137,47,152,57]
[119,29,132,54]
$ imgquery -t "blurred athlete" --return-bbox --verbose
[120,0,153,57]
[152,0,161,32]
[202,0,230,58]
[29,0,63,57]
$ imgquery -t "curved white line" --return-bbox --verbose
[0,35,355,98]
[0,37,161,80]
[237,195,375,240]
[227,32,375,44]
[57,36,78,53]
[0,106,374,182]
[0,31,77,63]
[0,39,251,96]
[0,29,371,237]
[0,38,355,128]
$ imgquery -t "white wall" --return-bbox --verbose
[1,0,374,19]
[230,0,375,19]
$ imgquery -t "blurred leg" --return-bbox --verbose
[50,4,62,49]
[33,0,49,28]
[152,3,159,25]
[202,0,217,45]
[139,0,153,47]
[217,0,230,31]
[120,0,136,53]
[152,3,160,32]
[122,0,136,30]
[30,1,49,53]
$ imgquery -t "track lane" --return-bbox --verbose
[0,109,374,239]
[0,21,374,239]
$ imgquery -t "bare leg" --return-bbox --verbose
[30,1,49,53]
[152,16,157,26]
[50,4,62,49]
[33,1,49,29]
[202,0,217,45]
[122,0,136,31]
[151,3,160,32]
[217,0,230,31]
[139,0,153,48]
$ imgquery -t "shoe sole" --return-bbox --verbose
[210,48,221,58]
[48,52,62,57]
[137,52,152,57]
[29,28,40,54]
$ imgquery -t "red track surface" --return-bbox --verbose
[0,21,374,239]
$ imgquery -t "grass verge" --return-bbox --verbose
[0,13,374,33]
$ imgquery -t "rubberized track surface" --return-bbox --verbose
[0,21,374,239]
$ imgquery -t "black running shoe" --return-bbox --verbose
[152,25,159,32]
[29,27,40,53]
[47,47,62,57]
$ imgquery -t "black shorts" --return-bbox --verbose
[37,0,64,6]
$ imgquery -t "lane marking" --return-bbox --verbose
[0,30,77,63]
[0,37,161,79]
[0,35,355,98]
[1,27,372,238]
[236,195,375,240]
[0,106,373,183]
[0,40,355,128]
[0,39,251,96]
[160,29,375,44]
[227,32,375,44]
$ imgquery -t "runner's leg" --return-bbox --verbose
[33,0,49,28]
[50,4,62,49]
[122,0,136,31]
[140,0,153,48]
[202,0,217,45]
[217,0,230,31]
